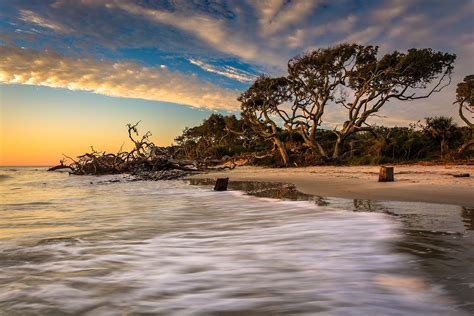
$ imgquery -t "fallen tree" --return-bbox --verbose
[48,122,235,179]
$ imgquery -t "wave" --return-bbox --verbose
[0,172,467,315]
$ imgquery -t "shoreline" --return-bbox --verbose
[187,165,474,207]
[187,165,474,312]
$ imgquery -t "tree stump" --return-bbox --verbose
[214,178,229,191]
[379,166,394,182]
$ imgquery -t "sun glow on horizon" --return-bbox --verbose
[0,85,213,166]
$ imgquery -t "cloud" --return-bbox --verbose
[0,44,240,110]
[105,1,286,67]
[19,9,70,33]
[371,1,407,23]
[340,26,383,45]
[285,15,358,49]
[188,59,256,82]
[7,1,218,58]
[250,0,323,36]
[2,0,473,127]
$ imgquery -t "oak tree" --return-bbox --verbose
[238,76,292,165]
[286,44,456,158]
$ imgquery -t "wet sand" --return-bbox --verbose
[187,175,474,313]
[188,165,474,207]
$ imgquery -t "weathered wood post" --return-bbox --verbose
[379,166,394,182]
[214,178,229,191]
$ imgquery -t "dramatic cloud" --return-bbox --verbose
[105,1,286,67]
[188,59,256,82]
[1,0,473,125]
[0,45,240,110]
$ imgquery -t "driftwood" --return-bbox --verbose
[47,159,73,171]
[48,122,235,178]
[47,164,72,171]
[452,173,470,178]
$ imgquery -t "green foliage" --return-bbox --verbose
[274,43,456,159]
[173,113,272,160]
[424,116,458,141]
[173,112,473,165]
[455,75,474,128]
[238,76,293,165]
[172,44,472,166]
[424,116,462,158]
[456,75,474,106]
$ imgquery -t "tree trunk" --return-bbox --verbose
[273,138,290,166]
[332,137,343,159]
[314,142,328,159]
[440,138,447,159]
[305,141,328,159]
[297,128,327,159]
[458,139,474,154]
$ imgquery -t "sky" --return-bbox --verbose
[0,0,473,165]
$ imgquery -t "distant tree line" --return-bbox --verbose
[172,44,473,166]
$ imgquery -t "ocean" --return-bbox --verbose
[0,167,472,315]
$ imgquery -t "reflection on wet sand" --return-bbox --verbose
[353,199,381,212]
[188,178,474,312]
[187,178,330,206]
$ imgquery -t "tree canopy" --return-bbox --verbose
[238,43,456,162]
[455,74,474,128]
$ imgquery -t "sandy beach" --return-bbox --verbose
[189,164,474,207]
